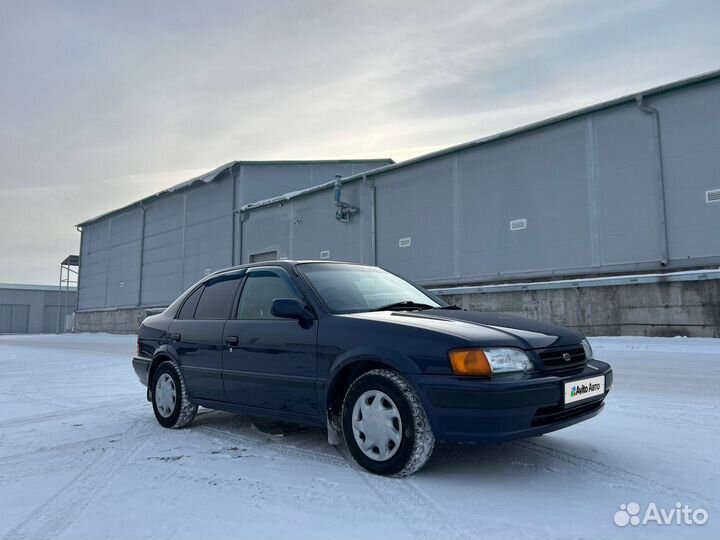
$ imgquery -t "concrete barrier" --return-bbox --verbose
[434,270,720,337]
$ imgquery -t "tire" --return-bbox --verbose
[151,361,198,428]
[341,369,435,477]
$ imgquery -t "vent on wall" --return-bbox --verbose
[320,250,330,259]
[510,218,527,231]
[398,237,412,248]
[707,189,720,203]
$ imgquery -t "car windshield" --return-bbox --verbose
[298,263,445,314]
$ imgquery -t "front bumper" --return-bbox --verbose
[132,356,151,387]
[416,360,613,443]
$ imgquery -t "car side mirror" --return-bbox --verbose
[271,298,308,319]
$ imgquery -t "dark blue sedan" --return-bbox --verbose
[133,261,612,476]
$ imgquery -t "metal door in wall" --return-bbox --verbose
[249,251,278,263]
[0,304,30,334]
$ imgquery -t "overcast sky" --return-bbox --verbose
[1,0,719,284]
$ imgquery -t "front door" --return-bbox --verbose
[168,273,243,401]
[222,267,319,418]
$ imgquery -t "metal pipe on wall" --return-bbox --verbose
[137,203,146,307]
[636,94,670,266]
[55,264,63,334]
[229,164,237,266]
[74,225,83,327]
[363,175,377,265]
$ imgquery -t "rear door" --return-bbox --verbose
[222,267,319,417]
[168,273,243,401]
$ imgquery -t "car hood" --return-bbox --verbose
[342,309,583,349]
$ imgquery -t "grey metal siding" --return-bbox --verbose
[140,194,185,306]
[457,119,592,281]
[181,176,233,289]
[654,79,720,261]
[240,204,291,263]
[78,161,391,311]
[76,75,720,315]
[375,157,455,281]
[0,304,29,333]
[105,208,143,308]
[0,288,77,334]
[77,220,110,310]
[591,104,663,266]
[289,182,370,264]
[238,75,719,287]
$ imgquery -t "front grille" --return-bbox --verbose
[531,399,604,427]
[538,346,586,373]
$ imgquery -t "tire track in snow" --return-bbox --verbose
[197,418,470,539]
[337,445,471,540]
[0,431,130,479]
[0,397,141,428]
[196,424,347,469]
[512,439,720,507]
[3,421,154,540]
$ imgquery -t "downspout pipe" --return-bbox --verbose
[137,202,146,307]
[75,226,83,322]
[362,175,376,265]
[229,163,237,266]
[636,94,669,267]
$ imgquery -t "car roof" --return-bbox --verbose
[206,260,367,279]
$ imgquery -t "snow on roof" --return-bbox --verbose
[0,283,77,292]
[76,159,393,227]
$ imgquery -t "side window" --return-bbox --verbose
[194,276,242,320]
[236,271,301,319]
[176,286,204,320]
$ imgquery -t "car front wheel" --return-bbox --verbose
[341,369,435,476]
[152,361,198,428]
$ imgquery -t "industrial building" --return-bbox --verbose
[75,70,720,336]
[74,160,393,332]
[0,284,77,334]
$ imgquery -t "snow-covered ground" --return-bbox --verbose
[0,334,718,540]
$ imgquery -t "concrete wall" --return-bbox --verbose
[437,276,720,338]
[0,286,77,334]
[74,273,720,337]
[75,307,153,334]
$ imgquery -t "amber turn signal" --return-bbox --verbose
[448,349,492,376]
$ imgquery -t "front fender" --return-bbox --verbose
[327,345,422,381]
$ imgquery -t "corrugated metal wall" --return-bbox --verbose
[240,77,720,286]
[78,162,389,310]
[77,76,720,310]
[0,287,77,334]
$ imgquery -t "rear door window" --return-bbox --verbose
[176,286,204,320]
[194,276,243,320]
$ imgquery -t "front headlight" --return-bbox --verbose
[449,348,534,376]
[581,338,594,361]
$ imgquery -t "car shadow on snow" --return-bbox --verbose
[188,408,602,481]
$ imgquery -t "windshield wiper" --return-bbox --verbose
[435,304,462,310]
[372,301,437,311]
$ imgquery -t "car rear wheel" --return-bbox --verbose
[341,369,435,476]
[152,361,197,428]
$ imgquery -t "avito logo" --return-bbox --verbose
[614,502,709,527]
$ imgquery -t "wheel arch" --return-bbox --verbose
[324,348,420,428]
[147,347,180,401]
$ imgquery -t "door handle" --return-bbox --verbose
[170,333,181,342]
[225,335,239,347]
